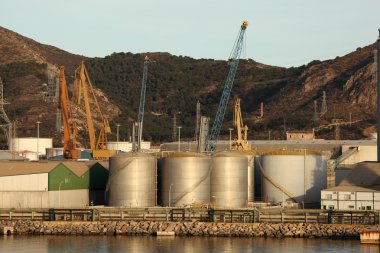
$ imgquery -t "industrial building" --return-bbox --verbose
[0,161,108,208]
[11,137,53,161]
[321,162,380,211]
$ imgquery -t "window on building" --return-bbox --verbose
[328,205,334,210]
[326,194,332,200]
[366,206,372,211]
[344,194,351,200]
[322,205,326,210]
[348,205,354,209]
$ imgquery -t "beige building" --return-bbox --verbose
[321,162,380,211]
[286,131,315,140]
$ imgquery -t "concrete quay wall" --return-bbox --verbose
[0,220,365,239]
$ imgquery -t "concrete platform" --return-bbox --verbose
[360,228,380,244]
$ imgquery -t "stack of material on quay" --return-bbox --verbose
[0,161,108,208]
[321,162,380,211]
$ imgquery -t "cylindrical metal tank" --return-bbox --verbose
[257,151,327,205]
[108,152,156,207]
[236,151,255,203]
[159,152,212,207]
[211,151,248,208]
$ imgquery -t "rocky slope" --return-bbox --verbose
[0,25,377,146]
[0,26,121,147]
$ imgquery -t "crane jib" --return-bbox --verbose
[205,21,248,152]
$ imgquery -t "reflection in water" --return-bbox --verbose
[0,236,378,253]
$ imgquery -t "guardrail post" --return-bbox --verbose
[327,211,332,224]
[31,211,35,220]
[281,212,284,222]
[208,209,214,222]
[305,212,308,223]
[9,211,12,220]
[253,210,260,223]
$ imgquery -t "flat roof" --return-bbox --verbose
[323,185,380,192]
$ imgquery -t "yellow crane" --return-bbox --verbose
[59,66,80,159]
[74,61,116,160]
[232,98,251,151]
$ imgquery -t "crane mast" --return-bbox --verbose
[74,61,116,159]
[205,20,248,151]
[232,98,251,151]
[59,67,80,159]
[136,56,149,151]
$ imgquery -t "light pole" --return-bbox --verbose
[228,128,233,150]
[177,126,182,152]
[36,121,41,160]
[169,183,173,207]
[58,179,65,208]
[116,124,120,151]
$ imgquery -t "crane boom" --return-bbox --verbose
[136,56,149,151]
[205,20,248,151]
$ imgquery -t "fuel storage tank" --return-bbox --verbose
[159,152,211,207]
[211,151,248,208]
[236,151,255,203]
[108,152,156,207]
[257,151,327,205]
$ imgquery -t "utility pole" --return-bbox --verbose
[36,121,41,160]
[228,128,233,150]
[313,100,319,125]
[116,123,120,151]
[195,100,200,142]
[172,113,177,142]
[177,126,182,152]
[321,91,327,115]
[0,77,11,149]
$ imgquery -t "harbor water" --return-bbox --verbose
[0,236,378,253]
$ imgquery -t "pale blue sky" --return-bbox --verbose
[1,0,380,67]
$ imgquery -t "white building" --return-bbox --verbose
[321,162,380,211]
[11,137,53,161]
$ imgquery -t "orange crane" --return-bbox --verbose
[59,66,80,159]
[232,98,251,151]
[74,61,116,160]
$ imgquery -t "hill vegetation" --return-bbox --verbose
[86,53,301,142]
[0,25,377,148]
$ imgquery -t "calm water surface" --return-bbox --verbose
[0,236,379,253]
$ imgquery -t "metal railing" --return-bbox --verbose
[0,207,378,225]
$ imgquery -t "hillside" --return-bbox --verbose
[0,26,377,148]
[0,26,120,148]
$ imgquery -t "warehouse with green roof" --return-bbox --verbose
[0,161,109,208]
